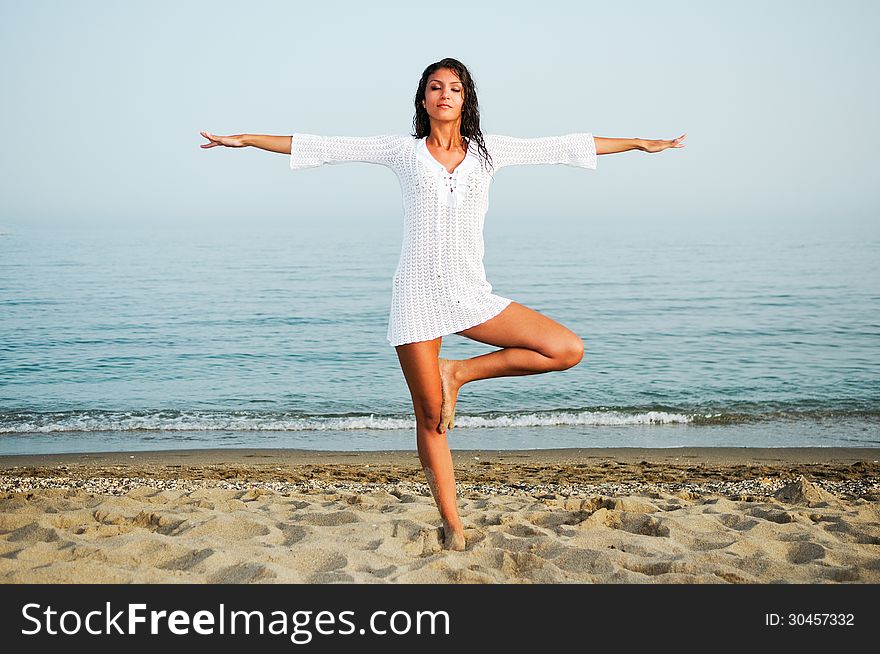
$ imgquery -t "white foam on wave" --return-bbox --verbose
[0,409,694,433]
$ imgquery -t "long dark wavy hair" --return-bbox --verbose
[411,58,494,174]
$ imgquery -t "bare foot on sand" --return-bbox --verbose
[442,520,466,551]
[438,357,460,433]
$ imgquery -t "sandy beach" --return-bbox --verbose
[1,447,878,583]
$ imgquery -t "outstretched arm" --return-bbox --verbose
[596,133,687,155]
[200,131,291,154]
[200,131,405,170]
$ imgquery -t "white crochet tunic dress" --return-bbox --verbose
[289,132,598,346]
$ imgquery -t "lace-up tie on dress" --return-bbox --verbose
[415,137,477,209]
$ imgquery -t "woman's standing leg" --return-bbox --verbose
[395,337,465,550]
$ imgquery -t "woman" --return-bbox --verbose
[200,57,685,551]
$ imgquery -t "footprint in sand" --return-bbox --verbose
[747,506,797,524]
[785,541,826,564]
[279,524,309,546]
[208,562,277,584]
[281,548,348,574]
[390,519,442,556]
[185,515,271,541]
[713,513,761,531]
[157,548,215,571]
[296,511,361,527]
[5,523,61,543]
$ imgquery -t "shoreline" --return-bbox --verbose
[3,446,878,503]
[1,446,878,486]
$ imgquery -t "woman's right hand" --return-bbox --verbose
[200,131,247,148]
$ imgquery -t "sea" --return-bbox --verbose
[1,215,878,455]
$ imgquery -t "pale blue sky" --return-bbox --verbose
[1,0,877,233]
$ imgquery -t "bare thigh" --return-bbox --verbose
[455,301,584,359]
[394,337,443,424]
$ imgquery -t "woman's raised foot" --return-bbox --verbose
[437,357,459,433]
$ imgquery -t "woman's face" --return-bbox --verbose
[422,68,464,123]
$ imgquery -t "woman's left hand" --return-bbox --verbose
[639,133,687,153]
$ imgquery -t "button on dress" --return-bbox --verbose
[289,132,598,346]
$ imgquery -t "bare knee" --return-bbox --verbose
[413,396,443,428]
[548,335,584,370]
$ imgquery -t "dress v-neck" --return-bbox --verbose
[421,137,470,175]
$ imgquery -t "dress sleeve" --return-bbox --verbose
[289,133,406,171]
[484,133,597,172]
